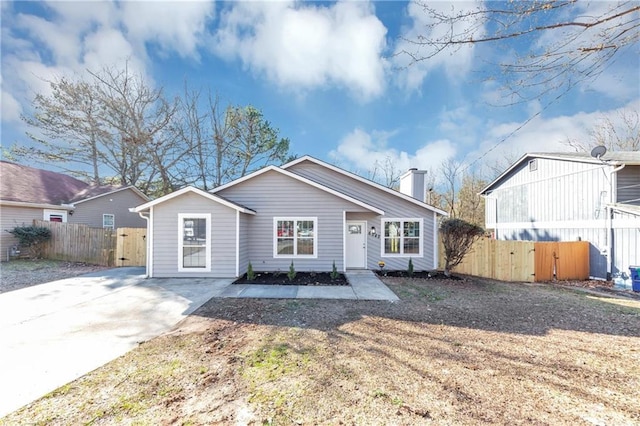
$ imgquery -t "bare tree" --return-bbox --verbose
[402,1,639,104]
[439,159,463,218]
[457,171,487,227]
[368,156,403,189]
[565,108,640,152]
[17,78,107,184]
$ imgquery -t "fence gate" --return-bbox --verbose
[115,227,146,267]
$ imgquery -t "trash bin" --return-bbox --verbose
[630,266,640,292]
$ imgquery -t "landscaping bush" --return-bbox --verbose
[6,225,52,258]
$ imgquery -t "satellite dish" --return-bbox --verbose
[590,145,607,159]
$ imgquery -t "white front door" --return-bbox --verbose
[346,221,367,268]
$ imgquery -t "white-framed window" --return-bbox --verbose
[43,209,67,223]
[529,159,538,172]
[273,217,317,258]
[382,218,423,257]
[178,213,211,272]
[103,214,115,229]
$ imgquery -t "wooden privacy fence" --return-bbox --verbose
[34,220,146,267]
[440,237,590,282]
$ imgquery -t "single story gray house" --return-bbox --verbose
[1,160,149,258]
[480,151,640,280]
[133,156,447,278]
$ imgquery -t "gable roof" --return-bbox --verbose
[0,160,89,204]
[211,165,385,215]
[133,186,256,214]
[481,151,640,195]
[0,161,149,209]
[282,156,448,216]
[71,186,149,205]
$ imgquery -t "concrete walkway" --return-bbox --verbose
[0,268,397,417]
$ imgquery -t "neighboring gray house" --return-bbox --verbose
[480,152,640,280]
[133,156,447,278]
[1,161,149,258]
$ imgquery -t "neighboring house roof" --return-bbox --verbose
[133,186,256,214]
[0,160,89,204]
[480,151,640,195]
[211,164,385,215]
[282,156,448,216]
[0,160,148,208]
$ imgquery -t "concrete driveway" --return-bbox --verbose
[0,268,232,417]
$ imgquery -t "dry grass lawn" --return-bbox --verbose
[2,276,639,425]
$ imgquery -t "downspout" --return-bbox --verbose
[606,163,626,280]
[137,211,151,278]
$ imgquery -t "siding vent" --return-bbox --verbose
[528,159,538,172]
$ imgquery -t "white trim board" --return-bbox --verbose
[492,219,639,230]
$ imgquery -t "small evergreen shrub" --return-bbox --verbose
[247,262,256,280]
[287,261,297,282]
[330,261,339,280]
[407,258,414,277]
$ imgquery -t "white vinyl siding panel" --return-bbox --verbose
[151,192,237,277]
[489,159,610,224]
[70,189,147,228]
[217,170,372,272]
[286,161,439,271]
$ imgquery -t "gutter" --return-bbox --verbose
[133,209,151,278]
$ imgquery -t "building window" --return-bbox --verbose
[43,209,67,222]
[529,159,538,171]
[178,213,211,271]
[103,214,115,229]
[382,219,422,257]
[274,217,317,258]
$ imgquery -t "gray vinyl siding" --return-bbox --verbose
[238,212,250,276]
[217,169,372,272]
[0,205,46,260]
[286,161,440,271]
[617,166,640,206]
[70,189,147,228]
[151,192,237,278]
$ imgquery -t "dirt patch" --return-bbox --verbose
[0,259,110,293]
[234,271,348,286]
[3,276,640,425]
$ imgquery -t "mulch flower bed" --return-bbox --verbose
[233,271,349,286]
[374,270,462,280]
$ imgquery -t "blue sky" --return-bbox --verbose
[2,1,639,182]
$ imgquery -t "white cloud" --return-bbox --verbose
[330,127,456,173]
[393,1,484,92]
[466,99,640,174]
[120,1,214,58]
[1,89,22,123]
[212,1,388,100]
[1,0,215,132]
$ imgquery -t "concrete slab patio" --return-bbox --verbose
[0,268,397,417]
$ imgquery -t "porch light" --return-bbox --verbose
[369,226,377,237]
